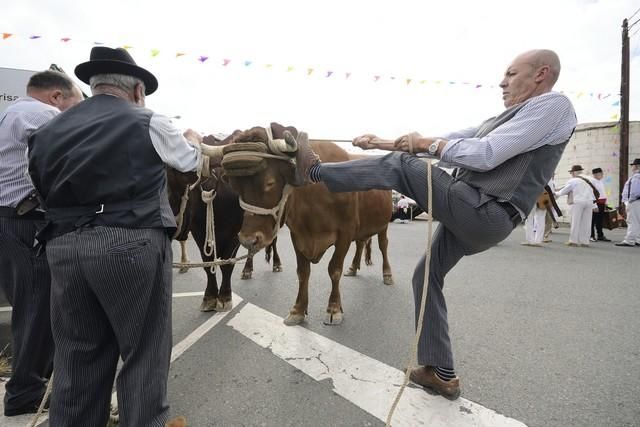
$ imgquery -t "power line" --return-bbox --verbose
[630,6,640,21]
[630,17,640,30]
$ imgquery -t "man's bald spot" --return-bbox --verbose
[518,49,561,85]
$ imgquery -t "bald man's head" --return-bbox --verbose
[499,49,561,107]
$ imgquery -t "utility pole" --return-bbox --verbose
[619,18,630,209]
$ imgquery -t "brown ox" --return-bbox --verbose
[167,134,282,312]
[223,125,393,325]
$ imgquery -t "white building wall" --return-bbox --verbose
[553,121,640,222]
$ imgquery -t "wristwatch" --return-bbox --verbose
[428,139,443,157]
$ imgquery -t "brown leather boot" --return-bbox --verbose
[409,366,461,400]
[165,416,187,427]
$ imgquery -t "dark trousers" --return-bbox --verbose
[0,216,53,410]
[46,226,172,427]
[321,152,519,368]
[591,202,606,239]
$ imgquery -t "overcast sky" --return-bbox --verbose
[1,0,639,140]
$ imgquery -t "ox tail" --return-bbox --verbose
[364,237,373,266]
[265,244,272,263]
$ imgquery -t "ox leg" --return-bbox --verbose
[325,239,350,325]
[178,239,189,274]
[364,237,373,266]
[284,248,310,326]
[270,237,283,273]
[241,252,254,280]
[190,228,220,311]
[378,228,394,285]
[344,240,365,277]
[216,263,235,311]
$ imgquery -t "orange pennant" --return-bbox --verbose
[2,33,12,39]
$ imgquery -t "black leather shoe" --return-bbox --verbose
[597,237,611,242]
[615,242,635,247]
[4,399,48,416]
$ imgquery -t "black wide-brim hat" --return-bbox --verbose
[631,158,640,166]
[75,47,158,95]
[568,164,584,173]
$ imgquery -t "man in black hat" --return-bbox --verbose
[556,164,598,246]
[27,47,222,427]
[590,167,611,242]
[615,158,640,247]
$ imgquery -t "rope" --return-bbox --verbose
[201,189,217,269]
[29,371,53,427]
[385,160,434,427]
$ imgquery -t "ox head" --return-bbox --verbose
[222,123,298,251]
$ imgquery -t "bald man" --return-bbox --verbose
[0,70,83,416]
[287,49,577,400]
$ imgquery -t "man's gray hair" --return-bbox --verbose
[89,73,145,94]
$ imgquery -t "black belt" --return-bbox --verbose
[0,206,44,220]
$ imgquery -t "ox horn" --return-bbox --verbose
[283,130,298,152]
[268,137,297,155]
[200,144,227,162]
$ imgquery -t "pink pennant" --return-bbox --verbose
[60,37,71,42]
[373,75,380,82]
[222,59,231,66]
[475,84,482,88]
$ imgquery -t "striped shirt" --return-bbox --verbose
[431,92,577,171]
[622,172,640,203]
[0,97,59,207]
[148,112,201,173]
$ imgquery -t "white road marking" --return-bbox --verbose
[228,303,528,427]
[0,292,239,427]
[0,307,11,313]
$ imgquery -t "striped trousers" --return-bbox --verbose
[0,216,53,410]
[46,226,172,427]
[320,152,518,369]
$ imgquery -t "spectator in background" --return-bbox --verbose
[590,167,610,242]
[543,174,558,242]
[396,195,411,223]
[615,158,640,247]
[555,165,597,247]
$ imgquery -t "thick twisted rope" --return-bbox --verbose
[385,159,434,427]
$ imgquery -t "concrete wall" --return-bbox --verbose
[553,121,640,222]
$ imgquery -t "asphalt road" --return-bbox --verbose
[1,221,638,426]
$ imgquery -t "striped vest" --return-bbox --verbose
[455,102,571,214]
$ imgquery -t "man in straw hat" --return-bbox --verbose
[280,49,576,399]
[614,158,640,247]
[556,165,598,247]
[27,47,223,426]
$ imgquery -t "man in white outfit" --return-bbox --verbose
[522,188,549,246]
[615,158,640,247]
[556,164,597,247]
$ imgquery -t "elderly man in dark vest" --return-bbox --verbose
[27,47,224,427]
[286,49,577,400]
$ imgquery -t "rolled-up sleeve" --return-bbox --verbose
[148,113,201,172]
[439,93,577,172]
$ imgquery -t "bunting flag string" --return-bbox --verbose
[0,30,621,104]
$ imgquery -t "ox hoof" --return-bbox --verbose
[383,274,394,286]
[343,267,357,277]
[272,265,283,273]
[199,298,217,312]
[216,299,233,312]
[178,267,189,274]
[241,270,252,280]
[365,259,373,266]
[283,313,306,326]
[323,312,343,325]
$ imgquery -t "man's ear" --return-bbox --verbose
[535,65,550,83]
[134,83,145,105]
[48,89,64,108]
